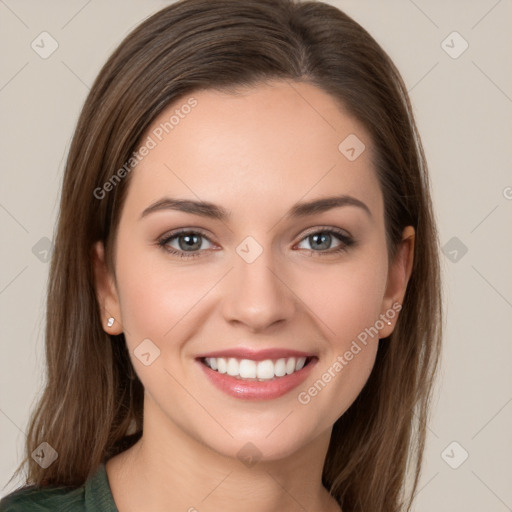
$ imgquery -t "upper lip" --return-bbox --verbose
[195,348,316,361]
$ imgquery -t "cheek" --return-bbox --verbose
[114,241,214,343]
[290,249,387,423]
[294,249,388,344]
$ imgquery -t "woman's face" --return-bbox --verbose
[95,80,413,461]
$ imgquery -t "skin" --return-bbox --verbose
[93,80,415,512]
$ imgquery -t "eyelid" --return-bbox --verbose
[297,225,353,241]
[159,227,215,241]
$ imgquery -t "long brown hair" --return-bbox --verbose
[5,1,442,510]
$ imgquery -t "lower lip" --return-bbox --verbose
[197,358,317,400]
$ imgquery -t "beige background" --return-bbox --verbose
[1,0,511,510]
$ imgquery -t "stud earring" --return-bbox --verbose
[107,317,115,328]
[386,320,392,325]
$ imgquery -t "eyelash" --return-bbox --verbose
[157,227,355,259]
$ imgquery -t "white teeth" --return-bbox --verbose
[217,357,227,374]
[205,357,218,370]
[226,358,239,376]
[256,360,275,379]
[203,356,310,380]
[274,358,287,377]
[295,357,306,371]
[239,359,257,378]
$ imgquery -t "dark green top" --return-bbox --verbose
[0,463,118,511]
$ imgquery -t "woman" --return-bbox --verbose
[0,0,442,510]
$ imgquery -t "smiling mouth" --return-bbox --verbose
[199,356,316,381]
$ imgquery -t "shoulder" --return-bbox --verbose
[0,463,117,512]
[0,484,84,511]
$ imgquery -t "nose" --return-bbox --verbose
[221,245,297,332]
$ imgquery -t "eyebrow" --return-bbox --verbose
[140,194,372,221]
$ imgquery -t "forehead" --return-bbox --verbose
[122,80,383,222]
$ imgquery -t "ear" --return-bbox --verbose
[378,226,415,338]
[92,240,123,334]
